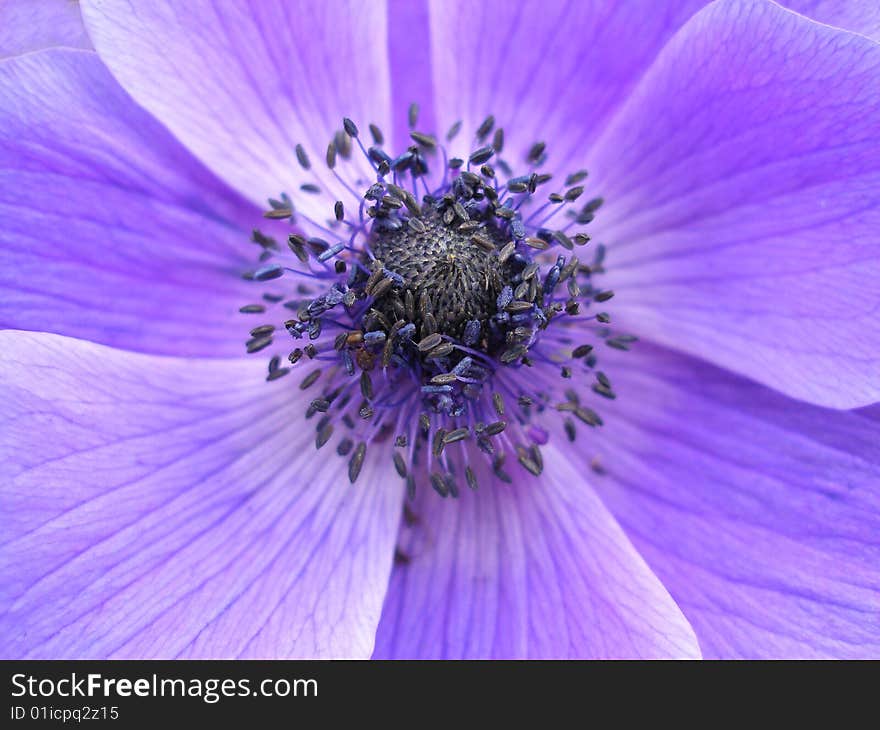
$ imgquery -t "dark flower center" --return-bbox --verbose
[238,109,631,497]
[369,207,506,340]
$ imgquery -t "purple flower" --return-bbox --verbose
[1,0,879,659]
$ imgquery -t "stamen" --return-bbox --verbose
[239,108,628,495]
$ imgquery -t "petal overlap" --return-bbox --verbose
[427,0,706,167]
[580,343,880,658]
[785,0,880,42]
[82,0,394,218]
[589,0,880,407]
[0,332,404,658]
[0,49,260,357]
[373,449,700,659]
[0,0,91,58]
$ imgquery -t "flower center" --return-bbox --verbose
[369,207,506,341]
[239,111,630,497]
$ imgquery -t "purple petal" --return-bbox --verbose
[387,0,434,150]
[0,49,263,357]
[582,342,880,658]
[427,0,705,165]
[784,0,880,42]
[590,0,880,408]
[372,448,699,659]
[0,331,404,658]
[81,0,393,217]
[0,0,91,58]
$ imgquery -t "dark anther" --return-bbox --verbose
[343,117,359,137]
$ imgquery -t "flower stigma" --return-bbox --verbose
[240,107,633,497]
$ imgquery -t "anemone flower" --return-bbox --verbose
[1,0,879,660]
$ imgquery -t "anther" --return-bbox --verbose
[244,110,619,495]
[348,442,367,483]
[342,118,359,138]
